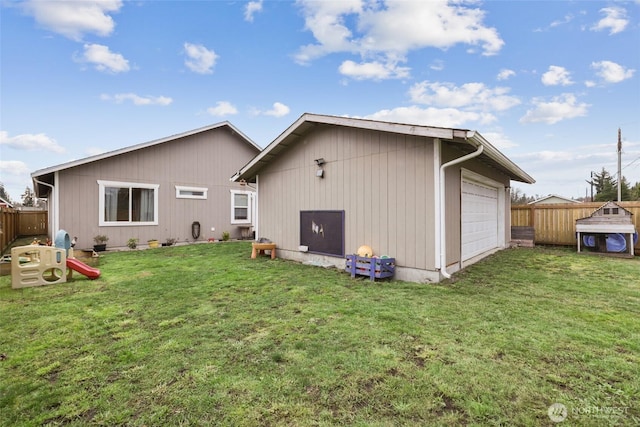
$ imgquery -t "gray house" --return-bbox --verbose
[233,113,535,283]
[32,122,261,249]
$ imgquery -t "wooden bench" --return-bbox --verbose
[251,243,276,259]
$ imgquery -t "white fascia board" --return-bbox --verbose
[576,224,636,233]
[33,122,259,179]
[467,132,535,184]
[232,113,459,182]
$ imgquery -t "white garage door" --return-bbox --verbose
[461,179,499,261]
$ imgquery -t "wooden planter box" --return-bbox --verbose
[345,255,395,281]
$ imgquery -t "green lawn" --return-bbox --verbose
[1,243,638,426]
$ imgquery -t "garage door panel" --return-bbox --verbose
[462,180,499,261]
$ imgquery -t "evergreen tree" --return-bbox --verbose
[619,176,632,201]
[0,182,12,203]
[630,182,640,201]
[21,187,36,207]
[592,167,633,201]
[593,168,617,201]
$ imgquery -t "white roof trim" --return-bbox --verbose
[32,121,260,179]
[232,113,535,184]
[528,194,580,204]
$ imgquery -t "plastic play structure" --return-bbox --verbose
[11,230,101,289]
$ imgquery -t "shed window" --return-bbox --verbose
[231,190,252,224]
[98,180,159,226]
[175,185,208,200]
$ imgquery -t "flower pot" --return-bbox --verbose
[148,240,159,248]
[93,244,107,252]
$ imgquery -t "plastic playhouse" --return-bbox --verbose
[11,230,101,289]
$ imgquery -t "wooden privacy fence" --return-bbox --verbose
[0,208,48,254]
[511,202,640,250]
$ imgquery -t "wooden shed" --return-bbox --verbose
[576,201,637,257]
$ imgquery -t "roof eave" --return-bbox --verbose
[232,114,535,185]
[232,113,467,182]
[32,121,260,180]
[467,132,535,184]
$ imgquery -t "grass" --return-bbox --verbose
[0,242,638,426]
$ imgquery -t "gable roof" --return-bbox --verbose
[0,197,14,208]
[528,194,581,204]
[32,122,260,197]
[579,201,634,219]
[231,113,535,184]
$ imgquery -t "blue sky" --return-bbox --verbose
[1,0,639,202]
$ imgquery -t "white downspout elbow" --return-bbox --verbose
[33,178,57,239]
[438,142,484,279]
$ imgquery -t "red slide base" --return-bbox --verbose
[66,258,101,280]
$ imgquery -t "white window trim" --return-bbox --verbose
[230,189,253,225]
[98,180,159,226]
[175,185,208,200]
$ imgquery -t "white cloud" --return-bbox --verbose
[184,43,218,74]
[591,7,628,35]
[481,131,517,150]
[294,1,361,65]
[520,93,589,124]
[251,102,290,117]
[263,102,290,117]
[534,13,574,32]
[0,160,30,175]
[100,93,173,106]
[0,160,32,202]
[0,130,65,153]
[541,65,573,86]
[508,140,640,198]
[430,59,444,71]
[338,60,409,80]
[497,69,515,81]
[550,14,574,29]
[21,0,122,41]
[409,81,520,112]
[591,60,635,83]
[80,43,129,73]
[244,0,263,22]
[294,0,504,78]
[364,105,496,128]
[207,101,238,116]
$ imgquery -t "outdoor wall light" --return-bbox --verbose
[315,158,325,178]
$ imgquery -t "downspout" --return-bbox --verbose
[438,134,484,279]
[33,177,57,238]
[253,175,259,240]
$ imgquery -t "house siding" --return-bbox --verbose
[256,124,437,276]
[56,127,258,249]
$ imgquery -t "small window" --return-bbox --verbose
[176,185,208,200]
[231,190,252,224]
[612,208,619,215]
[603,208,610,215]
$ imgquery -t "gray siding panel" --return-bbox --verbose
[57,127,258,249]
[257,124,436,271]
